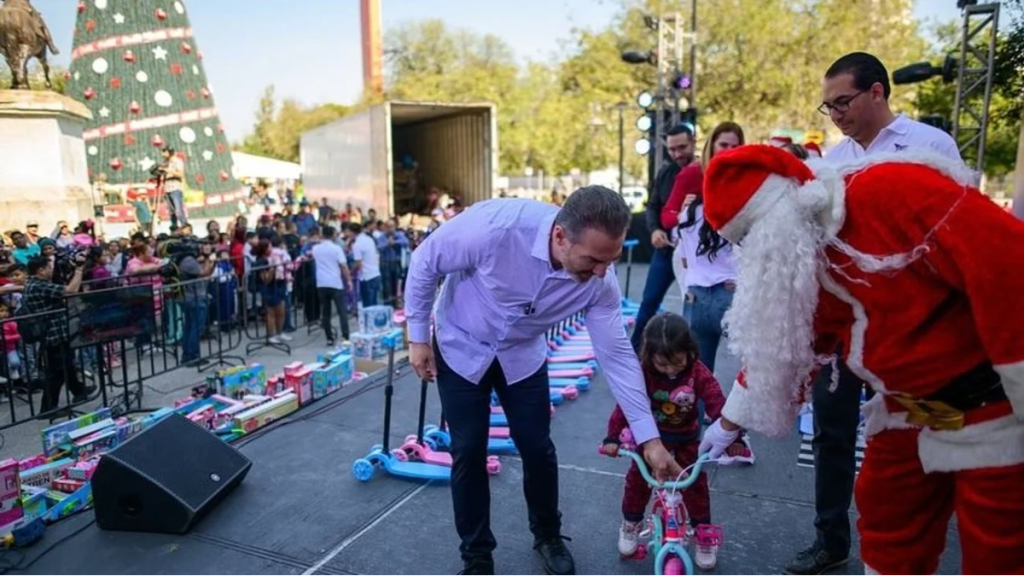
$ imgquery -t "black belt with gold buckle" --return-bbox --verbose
[889,362,1005,431]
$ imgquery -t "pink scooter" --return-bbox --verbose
[400,435,501,475]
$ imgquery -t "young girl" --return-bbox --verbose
[603,312,737,569]
[0,302,23,394]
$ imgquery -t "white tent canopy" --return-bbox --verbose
[231,151,302,182]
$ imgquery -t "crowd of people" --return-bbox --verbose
[0,195,445,417]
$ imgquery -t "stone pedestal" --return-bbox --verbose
[0,90,95,233]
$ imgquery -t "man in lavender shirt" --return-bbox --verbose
[405,186,682,575]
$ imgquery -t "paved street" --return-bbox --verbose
[16,263,964,575]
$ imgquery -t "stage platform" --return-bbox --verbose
[9,358,964,575]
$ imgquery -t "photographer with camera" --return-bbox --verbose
[155,147,188,229]
[23,254,96,414]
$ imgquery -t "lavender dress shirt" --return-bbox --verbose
[404,198,659,444]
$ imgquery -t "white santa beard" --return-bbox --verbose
[724,194,830,437]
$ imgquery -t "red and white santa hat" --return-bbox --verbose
[703,144,816,242]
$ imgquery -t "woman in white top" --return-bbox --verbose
[675,122,745,372]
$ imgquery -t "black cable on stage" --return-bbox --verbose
[0,514,96,575]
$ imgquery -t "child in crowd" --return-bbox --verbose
[0,302,22,394]
[602,312,741,570]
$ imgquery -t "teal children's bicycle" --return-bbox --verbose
[599,444,723,575]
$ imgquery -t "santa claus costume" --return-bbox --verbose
[696,144,1024,574]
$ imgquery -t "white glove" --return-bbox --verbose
[699,418,741,459]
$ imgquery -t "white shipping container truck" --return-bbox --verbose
[299,101,498,217]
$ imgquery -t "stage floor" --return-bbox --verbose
[11,358,964,575]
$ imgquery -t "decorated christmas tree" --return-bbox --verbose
[66,0,241,217]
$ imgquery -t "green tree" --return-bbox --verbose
[914,21,1020,180]
[238,84,352,163]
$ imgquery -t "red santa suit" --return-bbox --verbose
[699,144,1024,575]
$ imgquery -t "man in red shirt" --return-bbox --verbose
[697,144,1024,574]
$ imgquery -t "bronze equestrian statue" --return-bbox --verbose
[0,0,60,90]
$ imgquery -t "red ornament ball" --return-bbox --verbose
[151,134,165,147]
[109,77,122,89]
[195,174,205,185]
[219,171,229,181]
[129,100,141,114]
[216,142,225,154]
[155,8,167,20]
[201,88,211,99]
[123,50,135,63]
[83,87,96,100]
[124,135,136,146]
[185,90,196,100]
[85,20,96,32]
[77,1,86,13]
[170,63,183,76]
[109,158,123,171]
[181,42,192,54]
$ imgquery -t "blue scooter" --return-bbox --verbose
[351,335,452,483]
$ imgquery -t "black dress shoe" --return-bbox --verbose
[457,557,494,575]
[535,536,575,575]
[784,544,849,575]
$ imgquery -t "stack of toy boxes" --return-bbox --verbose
[0,459,22,531]
[352,305,406,361]
[317,349,355,386]
[213,364,268,401]
[283,362,315,404]
[232,391,298,434]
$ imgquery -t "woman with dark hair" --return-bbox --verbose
[661,122,745,373]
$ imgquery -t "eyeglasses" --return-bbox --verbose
[817,90,867,115]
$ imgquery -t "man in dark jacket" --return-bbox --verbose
[630,124,696,350]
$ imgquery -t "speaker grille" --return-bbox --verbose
[108,413,251,511]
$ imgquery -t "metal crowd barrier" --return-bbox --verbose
[0,252,406,432]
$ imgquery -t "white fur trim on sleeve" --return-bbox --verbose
[918,414,1024,473]
[721,379,798,438]
[994,361,1024,419]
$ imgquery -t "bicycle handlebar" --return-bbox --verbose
[599,446,712,490]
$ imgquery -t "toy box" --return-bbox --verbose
[0,460,22,529]
[284,366,314,404]
[20,459,73,489]
[43,483,91,523]
[352,330,403,361]
[317,346,353,364]
[265,374,288,396]
[219,364,267,400]
[312,355,352,397]
[20,487,47,521]
[72,428,119,459]
[232,392,298,433]
[283,361,304,375]
[359,305,394,334]
[41,408,112,457]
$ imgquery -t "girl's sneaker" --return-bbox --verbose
[618,520,642,556]
[694,524,723,570]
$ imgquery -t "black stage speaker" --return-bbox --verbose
[92,412,252,534]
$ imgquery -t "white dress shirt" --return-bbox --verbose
[825,114,962,163]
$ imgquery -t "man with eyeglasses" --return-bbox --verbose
[785,52,965,575]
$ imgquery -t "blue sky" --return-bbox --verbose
[36,0,971,142]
